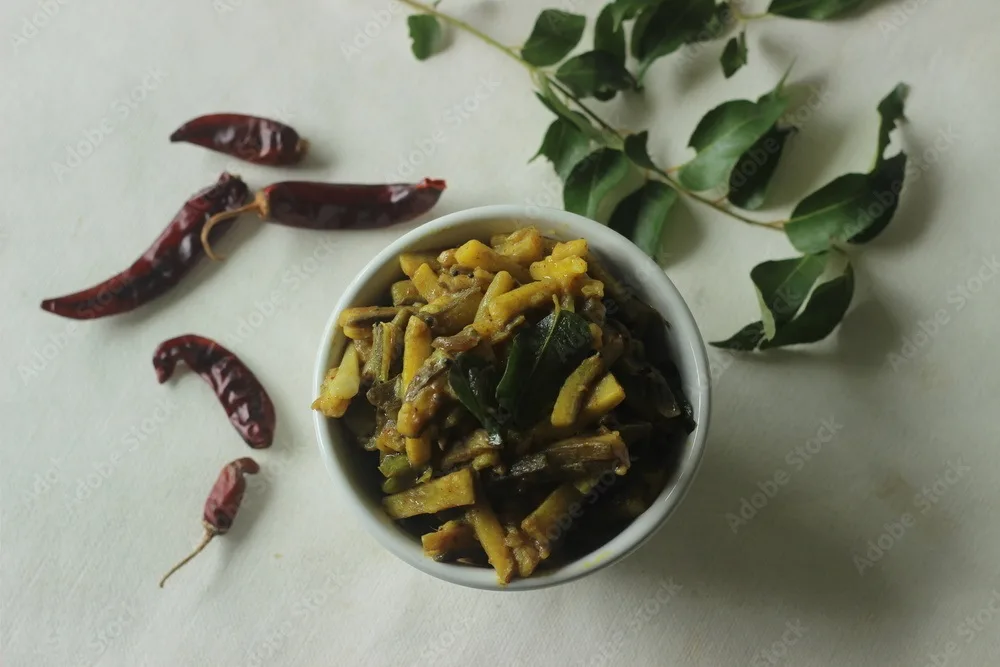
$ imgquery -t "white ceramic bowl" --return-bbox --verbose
[313,205,711,591]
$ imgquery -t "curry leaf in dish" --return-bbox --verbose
[496,309,592,428]
[449,353,504,446]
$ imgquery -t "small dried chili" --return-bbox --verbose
[159,457,259,588]
[170,113,308,166]
[199,178,447,260]
[153,335,276,449]
[40,173,250,320]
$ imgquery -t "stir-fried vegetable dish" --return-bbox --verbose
[313,227,694,584]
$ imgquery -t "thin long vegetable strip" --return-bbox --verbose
[382,468,477,519]
[466,502,517,585]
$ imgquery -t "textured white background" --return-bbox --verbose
[2,0,999,665]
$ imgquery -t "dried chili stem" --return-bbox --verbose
[394,0,785,232]
[200,196,269,261]
[159,527,215,588]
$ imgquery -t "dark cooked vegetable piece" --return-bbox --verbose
[312,227,694,584]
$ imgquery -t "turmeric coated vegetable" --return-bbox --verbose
[400,252,440,277]
[402,317,432,390]
[422,521,479,561]
[494,227,546,265]
[412,263,446,301]
[397,375,448,437]
[391,280,422,306]
[311,367,352,418]
[521,484,584,559]
[382,468,477,519]
[530,255,588,289]
[454,239,533,284]
[420,287,483,335]
[550,354,604,427]
[312,226,694,584]
[488,280,560,327]
[466,502,517,584]
[473,270,516,336]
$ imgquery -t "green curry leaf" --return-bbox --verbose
[721,31,748,78]
[563,147,632,220]
[608,180,679,257]
[556,50,635,99]
[521,10,587,67]
[768,0,868,20]
[751,253,828,338]
[450,354,504,445]
[534,77,608,144]
[407,15,444,61]
[728,125,796,210]
[631,0,717,82]
[784,152,907,252]
[623,131,659,170]
[533,117,593,180]
[711,321,766,350]
[875,83,909,166]
[678,91,788,191]
[595,4,627,65]
[759,263,855,348]
[609,0,658,29]
[496,310,593,427]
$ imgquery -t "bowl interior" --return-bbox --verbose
[313,208,710,591]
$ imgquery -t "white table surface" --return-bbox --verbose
[3,1,999,665]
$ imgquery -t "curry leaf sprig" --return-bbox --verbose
[398,0,911,351]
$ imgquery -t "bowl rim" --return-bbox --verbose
[312,204,711,591]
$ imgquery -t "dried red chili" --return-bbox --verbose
[199,178,447,260]
[153,335,275,449]
[170,113,308,166]
[159,457,259,588]
[40,173,250,320]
